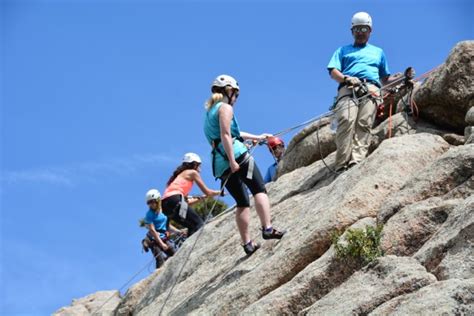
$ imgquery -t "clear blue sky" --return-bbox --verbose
[1,0,472,314]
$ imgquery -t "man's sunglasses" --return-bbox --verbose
[352,26,370,33]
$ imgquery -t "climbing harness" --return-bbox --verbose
[210,136,245,178]
[178,195,188,219]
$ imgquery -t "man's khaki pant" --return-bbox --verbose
[334,84,381,170]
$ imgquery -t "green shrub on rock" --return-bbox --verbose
[332,225,384,264]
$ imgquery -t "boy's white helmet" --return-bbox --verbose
[145,189,161,203]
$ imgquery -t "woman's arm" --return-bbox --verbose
[189,170,221,196]
[240,131,272,142]
[169,223,185,235]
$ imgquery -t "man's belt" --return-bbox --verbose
[338,79,381,90]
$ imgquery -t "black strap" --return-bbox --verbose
[338,78,381,90]
[210,136,245,178]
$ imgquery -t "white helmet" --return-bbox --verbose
[351,12,372,28]
[145,189,161,203]
[212,74,239,90]
[183,152,201,164]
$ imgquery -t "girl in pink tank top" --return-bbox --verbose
[161,153,221,236]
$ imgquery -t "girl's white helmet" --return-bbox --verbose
[212,74,239,90]
[183,152,202,164]
[145,189,161,203]
[351,12,372,28]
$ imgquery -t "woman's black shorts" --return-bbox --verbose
[222,153,266,207]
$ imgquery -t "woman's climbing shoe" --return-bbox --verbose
[262,227,286,240]
[242,241,261,255]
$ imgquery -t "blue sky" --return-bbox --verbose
[1,0,472,314]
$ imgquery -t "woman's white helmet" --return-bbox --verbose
[145,189,161,203]
[183,152,202,164]
[212,74,239,90]
[351,12,372,28]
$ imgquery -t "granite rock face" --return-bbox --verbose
[300,256,437,315]
[414,40,474,132]
[133,134,449,315]
[53,291,121,316]
[277,117,336,177]
[370,278,474,315]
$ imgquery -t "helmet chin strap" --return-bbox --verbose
[224,87,237,105]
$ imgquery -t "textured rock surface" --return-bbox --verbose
[381,197,459,256]
[277,117,336,177]
[414,195,474,280]
[53,291,121,316]
[301,256,437,315]
[370,113,465,153]
[133,134,448,315]
[466,106,474,125]
[242,217,376,315]
[466,126,474,144]
[414,40,474,132]
[370,278,474,315]
[378,144,474,223]
[266,152,337,206]
[115,270,161,316]
[370,113,416,153]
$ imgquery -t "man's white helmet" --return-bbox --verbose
[212,74,239,90]
[183,152,202,164]
[145,189,161,203]
[351,12,372,28]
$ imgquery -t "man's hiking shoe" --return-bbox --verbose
[262,227,286,240]
[243,241,260,255]
[347,161,358,169]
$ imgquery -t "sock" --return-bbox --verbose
[264,226,273,233]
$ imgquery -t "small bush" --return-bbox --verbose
[192,197,228,220]
[332,224,383,264]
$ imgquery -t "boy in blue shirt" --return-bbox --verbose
[142,189,184,269]
[264,137,285,183]
[327,12,402,172]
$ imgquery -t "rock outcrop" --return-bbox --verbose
[115,270,161,316]
[277,117,336,177]
[370,278,474,315]
[301,256,438,315]
[414,40,474,132]
[54,42,473,316]
[465,105,474,144]
[54,291,120,316]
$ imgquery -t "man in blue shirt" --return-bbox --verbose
[327,12,402,171]
[264,136,285,183]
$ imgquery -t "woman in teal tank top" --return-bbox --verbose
[203,74,285,255]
